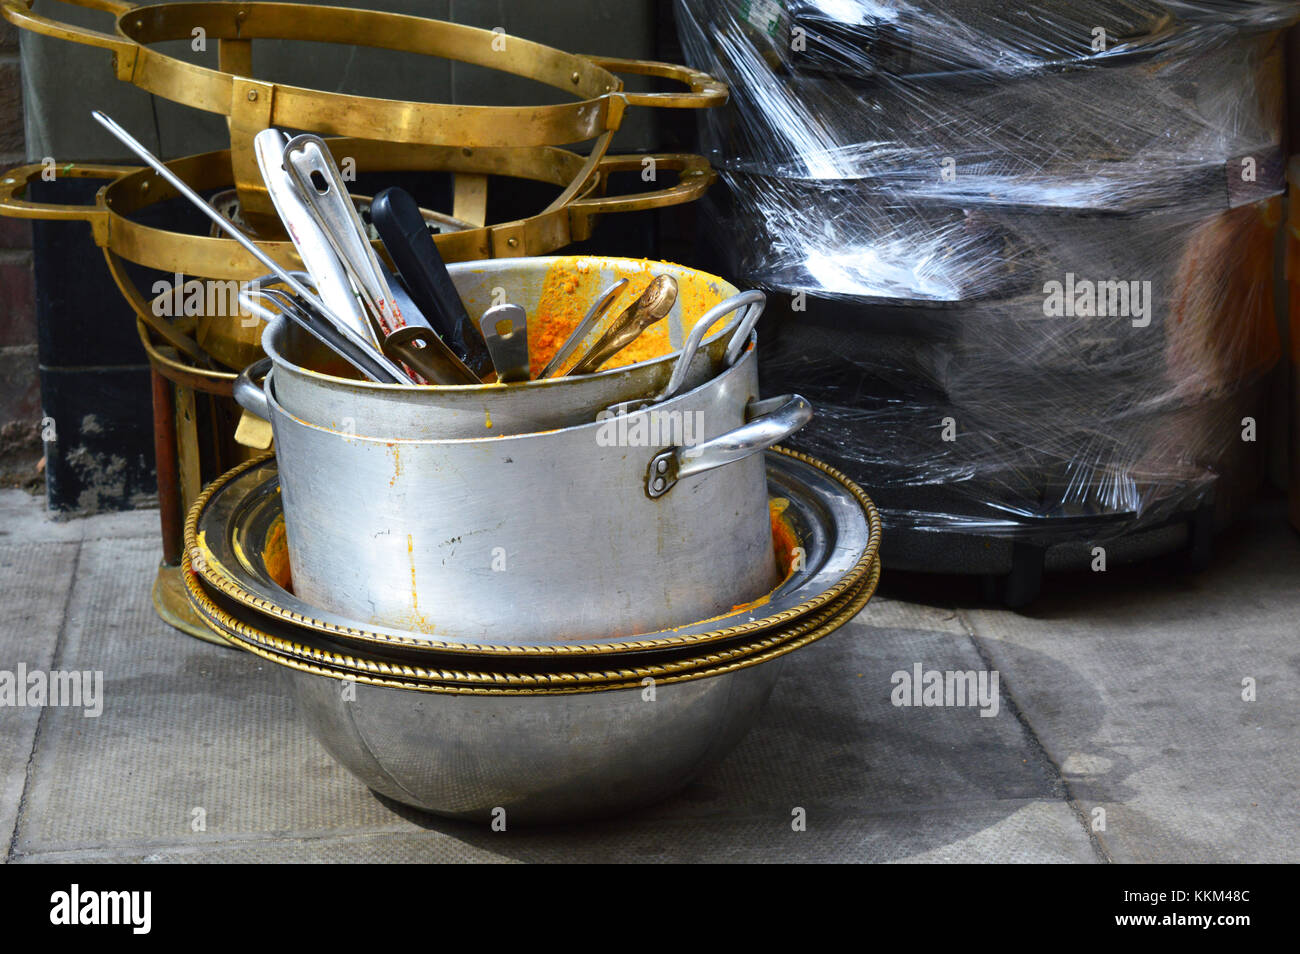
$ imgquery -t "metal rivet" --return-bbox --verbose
[652,477,665,492]
[247,89,258,101]
[507,237,518,248]
[656,459,668,474]
[2,178,13,186]
[570,72,580,84]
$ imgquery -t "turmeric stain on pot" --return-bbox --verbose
[262,514,293,592]
[408,534,418,611]
[389,443,402,488]
[768,498,800,580]
[721,503,795,614]
[403,533,434,633]
[660,497,801,631]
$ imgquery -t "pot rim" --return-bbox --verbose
[262,255,744,393]
[264,331,759,445]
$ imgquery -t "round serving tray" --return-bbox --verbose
[187,446,882,657]
[183,548,878,686]
[187,556,879,696]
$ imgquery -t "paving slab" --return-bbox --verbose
[632,607,1066,824]
[960,503,1300,863]
[0,489,157,545]
[11,536,415,855]
[0,540,79,855]
[13,798,1093,863]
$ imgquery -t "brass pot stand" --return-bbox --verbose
[0,0,725,232]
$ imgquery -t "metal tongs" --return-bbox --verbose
[603,290,766,417]
[537,279,628,380]
[567,275,679,376]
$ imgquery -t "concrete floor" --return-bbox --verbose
[0,487,1296,863]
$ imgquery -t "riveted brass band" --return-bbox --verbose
[2,0,725,149]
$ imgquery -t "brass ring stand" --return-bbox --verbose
[0,142,715,644]
[2,0,725,230]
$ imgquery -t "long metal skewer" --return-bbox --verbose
[90,110,412,384]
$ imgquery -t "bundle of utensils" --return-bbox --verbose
[91,111,679,388]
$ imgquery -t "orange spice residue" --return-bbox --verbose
[527,258,722,377]
[723,499,800,614]
[768,498,800,579]
[263,514,293,592]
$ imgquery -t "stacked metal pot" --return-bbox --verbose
[677,0,1291,603]
[181,255,882,824]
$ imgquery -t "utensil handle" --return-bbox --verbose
[370,187,493,378]
[0,162,129,227]
[233,357,274,423]
[724,297,766,366]
[588,57,728,109]
[644,395,813,499]
[646,290,764,408]
[1,0,136,57]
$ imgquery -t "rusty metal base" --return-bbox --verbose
[152,561,235,648]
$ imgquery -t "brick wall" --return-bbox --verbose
[0,18,39,488]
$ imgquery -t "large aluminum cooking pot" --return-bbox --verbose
[236,336,812,640]
[266,256,760,437]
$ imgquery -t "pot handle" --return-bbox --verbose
[233,357,274,423]
[0,0,138,59]
[587,57,728,109]
[645,394,813,498]
[0,162,131,228]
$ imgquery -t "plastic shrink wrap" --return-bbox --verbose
[675,0,1290,594]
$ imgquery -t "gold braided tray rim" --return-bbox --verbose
[191,559,880,697]
[184,446,883,658]
[185,548,875,686]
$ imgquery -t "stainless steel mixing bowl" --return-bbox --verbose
[261,564,874,825]
[283,655,784,824]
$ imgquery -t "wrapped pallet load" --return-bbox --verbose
[676,0,1293,603]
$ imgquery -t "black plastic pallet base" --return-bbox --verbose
[889,497,1219,608]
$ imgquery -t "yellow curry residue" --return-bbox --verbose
[528,258,720,377]
[263,514,293,592]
